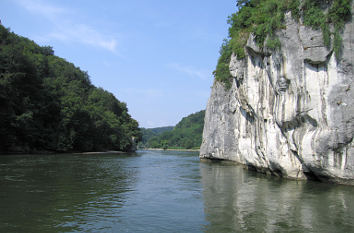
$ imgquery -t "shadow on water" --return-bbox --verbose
[0,153,140,232]
[199,160,354,233]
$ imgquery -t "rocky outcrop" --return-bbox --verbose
[200,9,354,184]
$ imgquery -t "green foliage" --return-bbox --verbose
[302,0,352,58]
[215,0,301,88]
[333,30,343,60]
[214,0,352,87]
[302,0,331,48]
[213,39,233,89]
[329,0,353,59]
[328,0,353,28]
[142,110,205,150]
[0,25,140,153]
[139,126,174,148]
[302,1,327,28]
[266,37,281,50]
[289,0,301,20]
[228,0,298,54]
[161,140,169,150]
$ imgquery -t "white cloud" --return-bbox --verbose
[48,24,117,52]
[15,0,118,52]
[168,63,211,80]
[16,0,66,19]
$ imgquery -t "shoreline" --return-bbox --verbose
[142,148,200,152]
[0,150,130,156]
[74,151,127,155]
[1,148,199,155]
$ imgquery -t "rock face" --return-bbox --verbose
[200,10,354,184]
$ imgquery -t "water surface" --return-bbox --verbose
[0,150,353,232]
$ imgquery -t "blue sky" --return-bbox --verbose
[0,0,236,128]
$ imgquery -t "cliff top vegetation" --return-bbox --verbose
[214,0,353,89]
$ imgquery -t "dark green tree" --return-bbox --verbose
[0,25,140,153]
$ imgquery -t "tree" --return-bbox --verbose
[0,25,140,153]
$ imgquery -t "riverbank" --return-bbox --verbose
[0,150,129,156]
[143,148,200,152]
[75,151,127,155]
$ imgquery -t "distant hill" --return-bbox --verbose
[141,110,205,149]
[139,126,174,147]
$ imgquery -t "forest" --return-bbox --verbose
[141,110,205,150]
[0,25,141,153]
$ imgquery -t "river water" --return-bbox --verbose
[0,150,353,232]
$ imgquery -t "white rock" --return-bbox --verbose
[200,6,354,185]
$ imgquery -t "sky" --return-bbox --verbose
[0,0,236,128]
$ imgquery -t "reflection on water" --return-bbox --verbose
[0,151,353,232]
[200,160,354,233]
[0,153,140,232]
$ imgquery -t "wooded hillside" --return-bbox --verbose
[0,25,141,153]
[142,110,205,149]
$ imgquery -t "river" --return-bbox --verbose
[0,150,353,232]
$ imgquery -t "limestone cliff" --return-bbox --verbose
[200,7,354,184]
